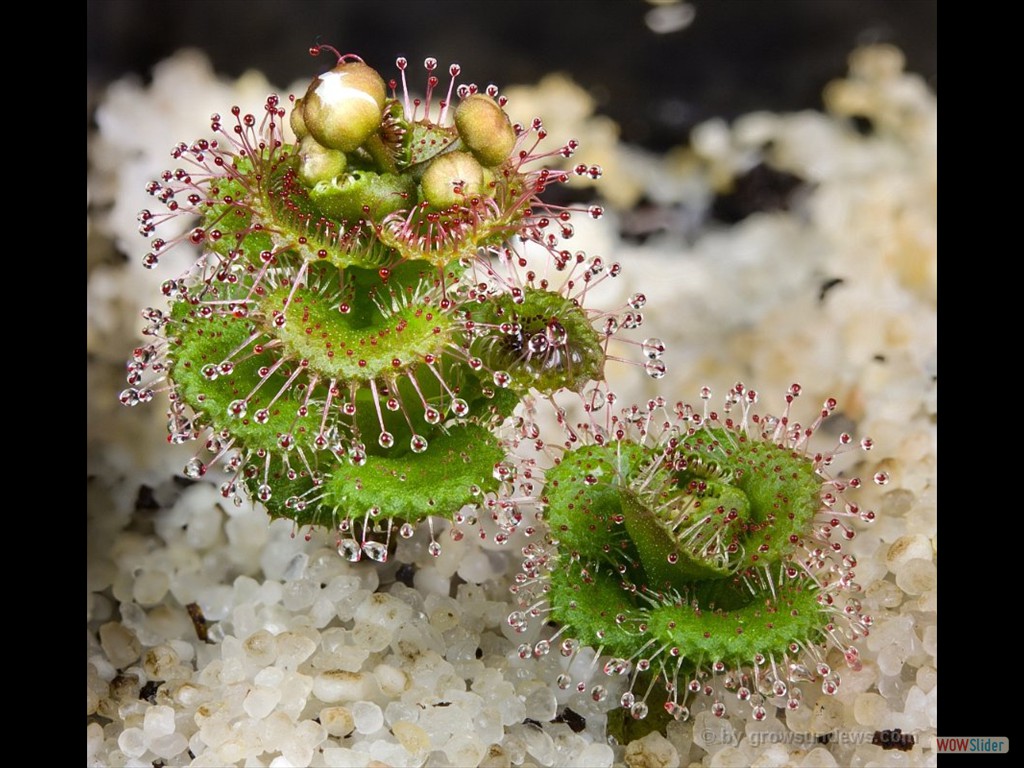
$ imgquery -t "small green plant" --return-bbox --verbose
[125,47,626,549]
[509,384,887,724]
[122,45,882,725]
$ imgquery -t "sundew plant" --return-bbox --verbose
[122,46,888,728]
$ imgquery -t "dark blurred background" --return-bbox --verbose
[87,0,935,151]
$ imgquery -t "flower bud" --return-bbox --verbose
[302,61,387,152]
[420,151,484,209]
[454,94,516,166]
[297,135,347,186]
[290,97,308,140]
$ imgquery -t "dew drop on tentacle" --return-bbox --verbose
[641,338,666,360]
[622,312,644,329]
[119,388,141,406]
[493,462,515,482]
[338,539,362,561]
[528,334,549,355]
[362,541,388,562]
[665,702,689,721]
[603,658,630,676]
[844,645,863,671]
[644,360,667,379]
[628,292,647,310]
[183,457,207,479]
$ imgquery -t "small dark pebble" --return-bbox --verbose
[873,728,915,751]
[553,707,586,733]
[475,647,483,659]
[139,680,163,703]
[187,751,195,760]
[523,718,543,728]
[819,277,844,302]
[849,114,875,136]
[711,162,805,224]
[186,602,212,643]
[152,761,166,768]
[817,733,832,744]
[135,484,160,511]
[395,563,416,587]
[619,198,662,245]
[620,231,653,246]
[873,354,887,363]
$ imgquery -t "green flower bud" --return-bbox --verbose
[290,97,308,140]
[454,94,516,166]
[420,151,484,209]
[302,61,387,152]
[297,135,347,186]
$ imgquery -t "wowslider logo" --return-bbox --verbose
[935,737,1009,754]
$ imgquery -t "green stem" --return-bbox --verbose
[364,132,397,175]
